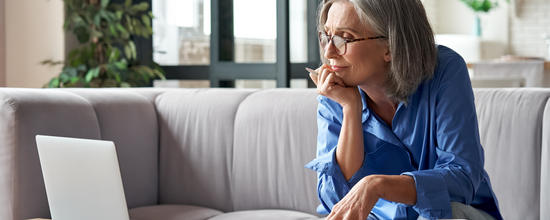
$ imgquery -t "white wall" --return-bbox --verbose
[5,0,64,88]
[432,0,473,35]
[428,0,509,41]
[509,0,550,58]
[421,0,438,33]
[0,0,5,87]
[423,0,509,60]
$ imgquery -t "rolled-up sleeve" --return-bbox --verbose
[305,96,368,214]
[403,54,486,219]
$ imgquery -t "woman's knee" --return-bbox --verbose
[450,202,495,220]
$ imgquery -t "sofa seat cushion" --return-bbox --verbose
[129,204,223,220]
[207,209,325,220]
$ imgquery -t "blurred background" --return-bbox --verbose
[0,0,548,88]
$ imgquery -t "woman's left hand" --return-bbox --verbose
[326,176,381,220]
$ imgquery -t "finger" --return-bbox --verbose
[314,63,331,74]
[318,73,333,95]
[329,210,345,220]
[325,72,346,92]
[326,72,346,87]
[309,73,318,86]
[317,64,332,86]
[326,211,334,220]
[319,68,333,87]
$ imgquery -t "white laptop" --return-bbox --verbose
[36,135,130,220]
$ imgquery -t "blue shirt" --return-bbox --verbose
[304,45,503,220]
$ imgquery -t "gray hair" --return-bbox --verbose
[318,0,437,104]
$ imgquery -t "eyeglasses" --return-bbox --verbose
[318,31,387,55]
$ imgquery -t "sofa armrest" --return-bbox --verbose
[0,88,101,220]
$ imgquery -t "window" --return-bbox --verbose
[152,0,210,65]
[138,0,321,87]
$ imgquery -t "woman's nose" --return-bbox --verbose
[324,41,341,59]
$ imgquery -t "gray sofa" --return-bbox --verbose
[0,87,548,220]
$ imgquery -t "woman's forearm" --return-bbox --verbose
[370,175,417,206]
[335,103,364,181]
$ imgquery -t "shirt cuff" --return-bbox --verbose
[305,146,367,189]
[402,170,453,219]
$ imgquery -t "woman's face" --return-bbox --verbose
[323,1,390,87]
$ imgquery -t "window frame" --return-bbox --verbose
[136,0,322,87]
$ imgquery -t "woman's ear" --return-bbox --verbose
[383,45,391,62]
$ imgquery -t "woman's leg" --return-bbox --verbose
[448,202,495,220]
[416,202,495,220]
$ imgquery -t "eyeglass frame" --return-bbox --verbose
[318,31,387,55]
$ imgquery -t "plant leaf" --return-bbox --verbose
[94,67,101,77]
[124,44,132,60]
[73,26,90,43]
[129,41,137,60]
[105,11,118,23]
[109,24,118,37]
[59,72,70,82]
[101,0,110,8]
[133,2,149,11]
[91,29,104,38]
[85,67,100,83]
[94,13,102,27]
[113,72,122,83]
[154,69,166,80]
[67,67,78,77]
[76,64,87,72]
[116,10,123,20]
[114,61,127,70]
[70,76,80,84]
[151,61,166,76]
[125,0,132,7]
[114,48,121,61]
[126,15,134,32]
[143,66,155,77]
[49,78,60,88]
[141,14,151,27]
[41,60,52,65]
[116,23,127,34]
[85,69,94,83]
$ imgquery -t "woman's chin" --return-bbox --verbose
[341,80,358,87]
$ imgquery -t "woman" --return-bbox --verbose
[304,0,503,219]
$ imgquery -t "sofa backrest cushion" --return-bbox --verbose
[156,89,256,212]
[0,89,101,220]
[231,89,320,215]
[541,100,550,220]
[64,89,161,209]
[474,88,550,220]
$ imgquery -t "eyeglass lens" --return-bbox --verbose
[320,33,346,55]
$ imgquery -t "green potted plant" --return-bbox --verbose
[459,0,508,36]
[43,0,165,88]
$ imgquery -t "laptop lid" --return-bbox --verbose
[36,135,130,220]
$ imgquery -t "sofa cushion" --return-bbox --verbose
[129,204,223,220]
[156,89,257,212]
[541,100,550,220]
[473,88,550,220]
[231,89,321,215]
[208,209,325,220]
[64,89,161,209]
[0,88,101,220]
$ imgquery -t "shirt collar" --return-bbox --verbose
[359,86,406,115]
[359,86,368,111]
